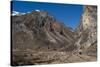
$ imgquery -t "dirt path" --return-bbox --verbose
[12,51,97,66]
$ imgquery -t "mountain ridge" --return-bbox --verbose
[12,10,76,51]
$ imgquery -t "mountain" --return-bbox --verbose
[12,10,76,51]
[75,5,97,56]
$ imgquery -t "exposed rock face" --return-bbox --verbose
[75,6,97,56]
[12,10,76,52]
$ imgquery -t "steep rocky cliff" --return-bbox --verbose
[75,6,97,56]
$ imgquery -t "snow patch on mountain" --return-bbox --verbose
[35,9,40,12]
[12,10,40,16]
[12,11,26,16]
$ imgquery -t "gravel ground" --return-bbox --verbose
[12,50,97,66]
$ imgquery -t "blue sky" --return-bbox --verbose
[11,1,83,29]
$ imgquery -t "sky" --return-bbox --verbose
[11,1,83,29]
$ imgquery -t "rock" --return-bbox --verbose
[75,5,97,56]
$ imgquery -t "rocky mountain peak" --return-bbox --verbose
[12,10,76,51]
